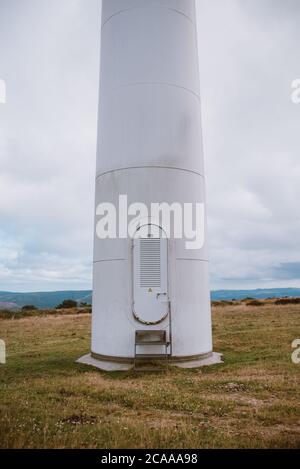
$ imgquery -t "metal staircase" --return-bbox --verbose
[134,330,170,371]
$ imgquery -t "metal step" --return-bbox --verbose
[134,330,169,371]
[135,353,169,359]
[135,340,168,345]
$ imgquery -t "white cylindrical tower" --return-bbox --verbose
[79,0,221,370]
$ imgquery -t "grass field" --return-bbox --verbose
[0,302,300,449]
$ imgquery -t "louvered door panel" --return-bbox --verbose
[140,238,161,288]
[133,225,169,325]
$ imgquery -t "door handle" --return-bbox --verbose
[156,293,168,301]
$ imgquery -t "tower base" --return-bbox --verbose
[77,352,223,372]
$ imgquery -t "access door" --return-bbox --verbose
[133,224,169,325]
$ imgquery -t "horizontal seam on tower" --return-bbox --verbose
[102,7,195,30]
[176,258,209,262]
[96,166,205,181]
[94,259,126,264]
[111,82,201,101]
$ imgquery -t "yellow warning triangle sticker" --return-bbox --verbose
[148,288,153,293]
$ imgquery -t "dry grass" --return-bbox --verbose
[0,301,300,449]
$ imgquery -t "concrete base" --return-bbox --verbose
[77,352,223,372]
[171,352,223,369]
[77,354,133,371]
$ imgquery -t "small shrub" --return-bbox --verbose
[246,300,264,307]
[22,305,37,311]
[56,299,78,310]
[212,301,235,307]
[212,301,223,307]
[275,298,300,305]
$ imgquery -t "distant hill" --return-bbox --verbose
[0,288,300,310]
[211,288,300,301]
[0,291,92,310]
[0,301,20,311]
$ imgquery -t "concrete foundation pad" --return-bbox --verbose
[77,354,133,371]
[77,352,223,372]
[171,352,223,369]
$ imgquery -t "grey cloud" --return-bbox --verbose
[198,0,300,288]
[0,0,299,291]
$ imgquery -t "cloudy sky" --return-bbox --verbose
[0,0,300,292]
